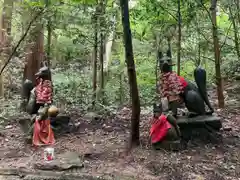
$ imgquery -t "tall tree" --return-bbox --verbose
[23,8,44,86]
[2,0,14,35]
[46,0,52,66]
[210,0,224,108]
[0,0,14,96]
[228,5,240,61]
[120,0,141,147]
[92,5,99,107]
[177,0,181,75]
[99,0,106,103]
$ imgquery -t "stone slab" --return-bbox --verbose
[34,152,83,171]
[177,115,221,123]
[153,140,187,151]
[177,115,222,130]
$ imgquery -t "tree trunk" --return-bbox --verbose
[119,72,123,104]
[92,12,98,107]
[228,6,240,61]
[177,0,181,75]
[119,45,125,105]
[99,7,117,99]
[45,0,52,82]
[0,0,14,97]
[155,34,160,96]
[2,0,13,35]
[234,0,240,24]
[103,3,117,72]
[120,0,141,147]
[99,31,104,101]
[210,0,224,108]
[46,0,52,66]
[97,0,106,103]
[23,18,44,85]
[102,13,117,88]
[167,36,173,71]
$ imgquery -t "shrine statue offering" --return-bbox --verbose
[158,49,214,118]
[23,66,55,145]
[25,66,53,115]
[153,48,222,147]
[19,66,71,145]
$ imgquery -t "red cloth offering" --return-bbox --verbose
[32,118,55,146]
[150,115,172,144]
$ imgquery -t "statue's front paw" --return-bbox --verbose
[206,110,214,115]
[188,112,198,118]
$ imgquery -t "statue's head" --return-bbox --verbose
[158,49,174,73]
[35,66,51,80]
[153,103,163,118]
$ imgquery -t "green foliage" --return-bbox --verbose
[53,70,92,107]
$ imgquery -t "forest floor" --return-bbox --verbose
[0,82,240,180]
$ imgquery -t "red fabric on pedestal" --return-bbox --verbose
[150,115,172,144]
[32,118,55,146]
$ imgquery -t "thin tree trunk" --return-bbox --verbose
[229,6,240,61]
[46,0,52,65]
[177,0,181,75]
[120,0,140,147]
[196,14,201,66]
[99,31,104,101]
[210,0,224,108]
[2,0,13,35]
[155,35,159,95]
[155,34,161,97]
[99,32,104,91]
[98,0,106,103]
[45,0,52,82]
[167,36,173,71]
[234,0,240,24]
[92,12,98,107]
[119,73,123,104]
[0,0,14,97]
[103,3,117,71]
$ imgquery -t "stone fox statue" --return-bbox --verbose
[22,66,53,115]
[158,49,214,118]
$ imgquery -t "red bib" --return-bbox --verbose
[178,76,188,88]
[33,118,55,146]
[150,115,172,144]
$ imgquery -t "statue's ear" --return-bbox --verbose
[166,48,171,58]
[158,51,163,60]
[153,103,157,109]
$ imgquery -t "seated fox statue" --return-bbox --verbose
[158,49,214,118]
[21,66,56,145]
[24,66,52,115]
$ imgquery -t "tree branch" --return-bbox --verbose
[220,23,232,51]
[0,8,45,75]
[197,0,213,26]
[156,3,178,22]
